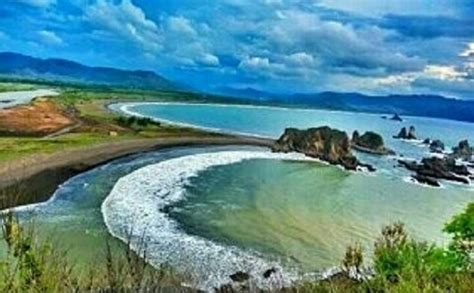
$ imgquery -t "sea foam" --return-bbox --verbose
[102,150,317,290]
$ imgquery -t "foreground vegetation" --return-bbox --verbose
[0,212,184,292]
[0,202,472,292]
[298,202,473,292]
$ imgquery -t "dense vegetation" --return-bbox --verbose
[299,202,473,292]
[1,202,472,292]
[0,212,183,292]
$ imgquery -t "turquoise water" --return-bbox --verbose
[8,103,474,289]
[173,159,471,270]
[118,102,474,148]
[106,102,473,287]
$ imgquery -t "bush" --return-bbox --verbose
[444,202,474,255]
[0,212,182,292]
[115,115,160,129]
[296,203,474,293]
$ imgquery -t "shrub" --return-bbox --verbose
[115,115,160,129]
[444,202,474,255]
[0,212,182,292]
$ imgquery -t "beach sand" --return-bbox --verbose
[0,135,274,209]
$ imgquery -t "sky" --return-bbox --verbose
[1,0,473,98]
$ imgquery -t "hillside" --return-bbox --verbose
[219,87,474,123]
[0,52,177,91]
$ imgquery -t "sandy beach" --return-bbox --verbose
[0,135,274,209]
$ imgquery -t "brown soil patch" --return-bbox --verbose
[0,99,74,136]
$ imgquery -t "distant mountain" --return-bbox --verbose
[219,87,474,123]
[0,52,177,91]
[286,92,474,123]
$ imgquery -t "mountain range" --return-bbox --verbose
[218,87,474,123]
[1,52,474,123]
[0,52,176,91]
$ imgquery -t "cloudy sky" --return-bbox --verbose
[1,0,473,98]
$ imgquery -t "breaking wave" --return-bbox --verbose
[101,150,318,290]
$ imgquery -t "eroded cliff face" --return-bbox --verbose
[272,126,373,171]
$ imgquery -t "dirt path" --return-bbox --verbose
[0,135,275,209]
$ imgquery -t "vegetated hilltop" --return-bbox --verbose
[0,52,177,91]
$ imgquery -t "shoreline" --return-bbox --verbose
[110,100,474,128]
[0,135,275,210]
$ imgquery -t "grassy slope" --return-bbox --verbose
[0,83,226,163]
[0,82,42,92]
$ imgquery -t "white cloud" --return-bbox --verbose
[239,57,269,70]
[167,16,197,37]
[424,65,467,81]
[460,42,474,57]
[198,53,220,66]
[375,73,417,86]
[85,0,162,53]
[285,52,317,67]
[38,30,63,45]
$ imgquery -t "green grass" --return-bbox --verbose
[0,84,226,163]
[0,82,42,93]
[0,133,129,162]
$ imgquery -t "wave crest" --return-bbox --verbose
[102,150,316,290]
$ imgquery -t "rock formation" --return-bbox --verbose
[390,113,403,122]
[273,127,375,171]
[229,271,250,282]
[429,140,445,153]
[399,156,471,186]
[451,140,473,161]
[352,131,395,155]
[394,126,417,140]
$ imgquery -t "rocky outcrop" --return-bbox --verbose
[412,174,441,187]
[273,127,374,171]
[352,131,395,155]
[394,126,417,140]
[451,140,473,161]
[430,140,445,153]
[229,271,250,282]
[399,156,471,186]
[390,113,403,122]
[422,138,446,153]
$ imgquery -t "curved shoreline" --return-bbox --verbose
[102,150,318,290]
[110,101,474,129]
[0,135,275,210]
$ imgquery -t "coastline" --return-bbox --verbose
[0,135,275,210]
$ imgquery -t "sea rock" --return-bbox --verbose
[263,268,277,279]
[412,174,441,187]
[429,140,445,153]
[273,127,374,171]
[229,271,250,283]
[390,113,403,122]
[451,140,473,161]
[422,138,431,145]
[352,131,395,155]
[399,157,471,185]
[394,126,417,140]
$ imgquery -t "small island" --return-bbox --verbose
[399,139,473,187]
[272,126,375,171]
[352,131,395,155]
[394,126,417,140]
